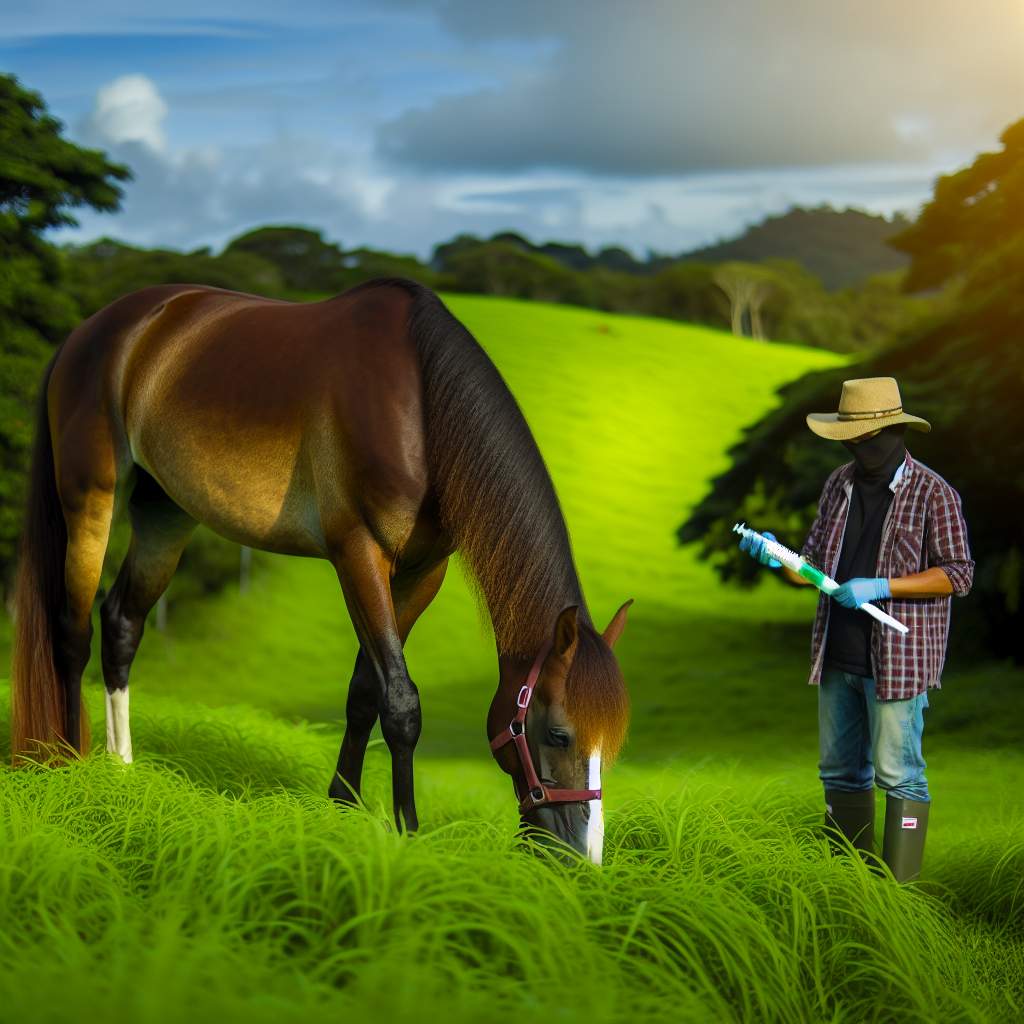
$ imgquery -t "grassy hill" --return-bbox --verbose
[1,293,1021,1022]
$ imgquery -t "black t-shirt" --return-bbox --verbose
[823,451,904,677]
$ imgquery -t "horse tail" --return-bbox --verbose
[10,356,77,763]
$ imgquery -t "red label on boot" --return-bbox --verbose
[901,816,918,829]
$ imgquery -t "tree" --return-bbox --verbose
[712,262,778,339]
[444,240,596,305]
[0,74,130,585]
[645,262,728,327]
[330,245,441,292]
[222,225,347,294]
[886,118,1024,294]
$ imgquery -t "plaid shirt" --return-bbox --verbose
[800,451,974,700]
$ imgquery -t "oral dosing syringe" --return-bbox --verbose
[732,522,909,635]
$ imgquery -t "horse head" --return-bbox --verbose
[490,600,632,864]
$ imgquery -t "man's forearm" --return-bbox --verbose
[888,567,953,598]
[780,564,953,596]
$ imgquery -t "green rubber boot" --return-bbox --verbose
[882,795,930,882]
[823,788,876,858]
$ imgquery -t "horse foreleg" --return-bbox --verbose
[329,649,378,805]
[331,529,447,832]
[330,558,449,810]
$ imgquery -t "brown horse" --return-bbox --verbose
[10,276,631,861]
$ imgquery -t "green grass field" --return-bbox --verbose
[2,294,1021,1022]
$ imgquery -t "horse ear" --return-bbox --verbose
[540,606,578,705]
[602,599,633,648]
[553,604,580,661]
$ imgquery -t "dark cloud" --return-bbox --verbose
[376,0,1024,175]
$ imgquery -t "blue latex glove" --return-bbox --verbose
[738,530,781,569]
[831,577,891,608]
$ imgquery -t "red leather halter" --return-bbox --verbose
[489,642,602,813]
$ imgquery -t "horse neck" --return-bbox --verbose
[490,447,598,644]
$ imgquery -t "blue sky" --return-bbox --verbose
[4,1,1022,260]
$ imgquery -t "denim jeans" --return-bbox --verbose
[818,666,930,802]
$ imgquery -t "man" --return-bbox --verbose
[739,377,974,882]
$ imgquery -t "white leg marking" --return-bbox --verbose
[110,687,133,764]
[105,689,116,753]
[586,750,604,866]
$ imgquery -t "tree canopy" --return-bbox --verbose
[222,225,348,295]
[887,119,1024,294]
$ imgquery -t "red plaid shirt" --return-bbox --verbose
[800,451,974,700]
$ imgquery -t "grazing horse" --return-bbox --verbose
[10,276,631,861]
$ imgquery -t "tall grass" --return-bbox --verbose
[1,693,1020,1024]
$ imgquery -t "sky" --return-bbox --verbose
[3,0,1023,261]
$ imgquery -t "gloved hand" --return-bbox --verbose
[831,577,891,608]
[738,530,781,569]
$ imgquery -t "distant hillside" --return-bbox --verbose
[431,206,913,290]
[431,231,661,275]
[677,206,912,290]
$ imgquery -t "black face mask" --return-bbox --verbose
[841,426,906,478]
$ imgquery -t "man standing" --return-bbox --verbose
[739,377,974,881]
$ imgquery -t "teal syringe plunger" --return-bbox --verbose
[732,523,909,635]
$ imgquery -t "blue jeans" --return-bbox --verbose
[818,667,930,802]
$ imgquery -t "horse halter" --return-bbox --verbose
[489,642,602,813]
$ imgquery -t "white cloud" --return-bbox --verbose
[69,76,374,251]
[87,74,168,153]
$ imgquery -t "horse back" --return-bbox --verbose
[50,283,434,559]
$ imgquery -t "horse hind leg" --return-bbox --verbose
[55,465,119,757]
[330,648,378,805]
[100,469,196,763]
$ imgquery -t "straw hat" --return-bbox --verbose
[806,376,931,441]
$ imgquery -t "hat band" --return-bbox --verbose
[837,405,903,422]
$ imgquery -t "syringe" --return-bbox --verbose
[733,522,908,635]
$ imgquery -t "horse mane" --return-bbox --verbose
[344,277,628,754]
